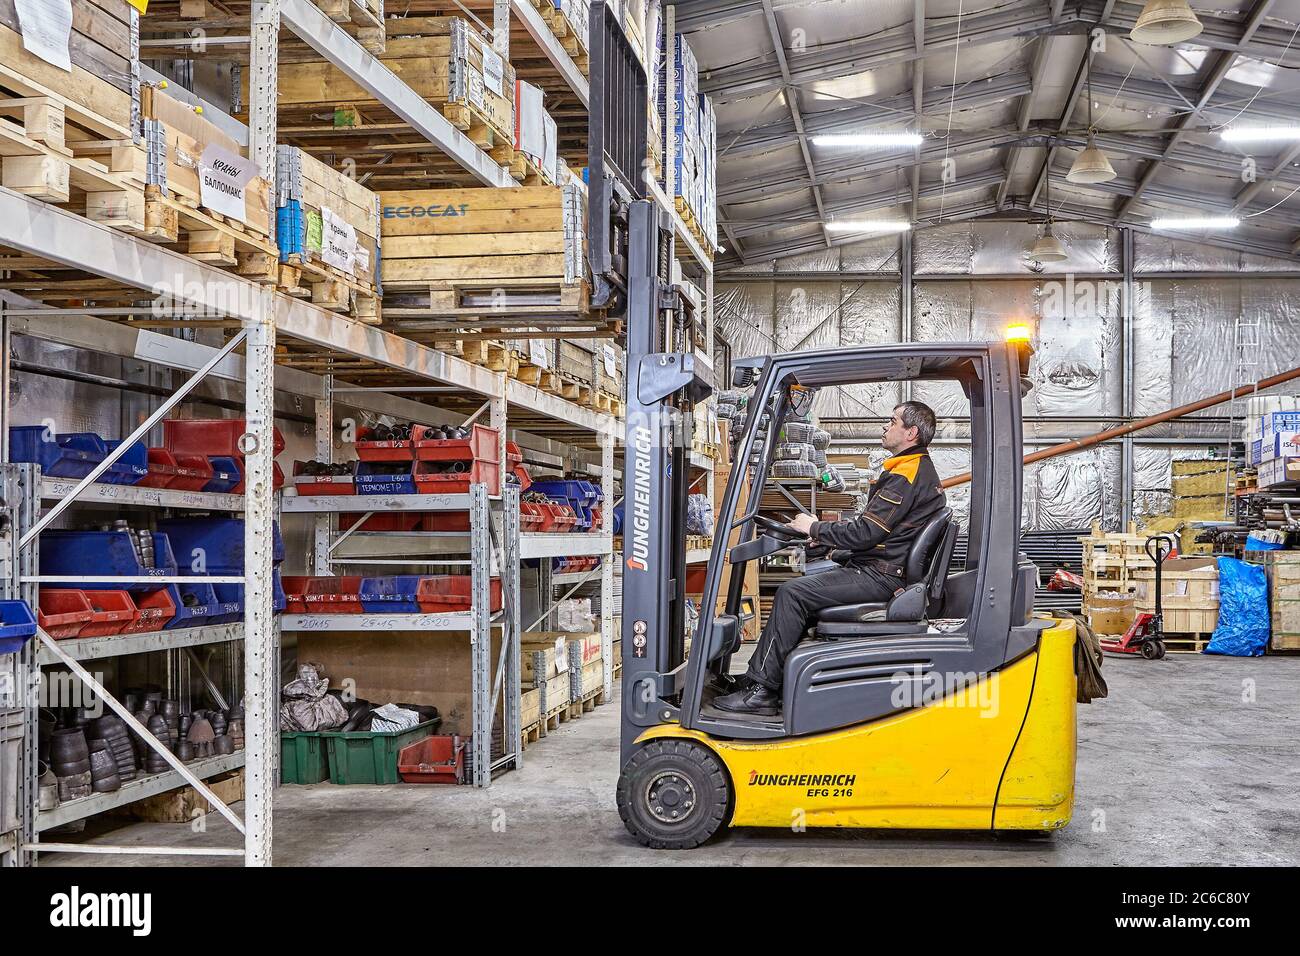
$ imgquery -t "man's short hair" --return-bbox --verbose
[895,401,936,448]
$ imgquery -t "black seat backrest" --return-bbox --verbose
[903,508,953,585]
[926,520,959,611]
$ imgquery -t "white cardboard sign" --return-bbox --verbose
[482,47,505,98]
[321,207,358,274]
[198,144,256,223]
[602,344,617,378]
[529,338,549,370]
[15,0,73,72]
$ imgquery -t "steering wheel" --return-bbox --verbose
[751,513,809,541]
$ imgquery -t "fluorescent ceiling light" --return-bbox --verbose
[811,132,923,148]
[824,220,912,234]
[1149,216,1239,230]
[1220,126,1300,143]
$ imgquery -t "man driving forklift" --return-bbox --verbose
[714,400,946,716]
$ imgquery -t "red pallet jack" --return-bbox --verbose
[1100,534,1176,660]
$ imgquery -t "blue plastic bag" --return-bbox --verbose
[1204,557,1269,657]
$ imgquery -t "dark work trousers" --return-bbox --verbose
[746,565,900,690]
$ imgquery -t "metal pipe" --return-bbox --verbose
[941,363,1300,488]
[18,328,249,547]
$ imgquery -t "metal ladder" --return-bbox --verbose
[1224,311,1262,516]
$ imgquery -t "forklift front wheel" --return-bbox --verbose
[617,739,731,850]
[1141,641,1160,660]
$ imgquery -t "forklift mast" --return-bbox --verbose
[617,200,712,760]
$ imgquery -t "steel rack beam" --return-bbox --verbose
[511,0,589,108]
[650,179,714,275]
[279,0,516,187]
[520,533,615,558]
[37,623,245,665]
[281,611,500,630]
[40,479,246,512]
[282,493,493,512]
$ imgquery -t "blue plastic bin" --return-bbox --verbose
[156,518,285,571]
[165,582,221,629]
[0,600,37,654]
[9,426,103,479]
[359,576,425,613]
[204,456,242,493]
[102,440,150,485]
[530,479,600,531]
[213,569,287,616]
[40,530,178,591]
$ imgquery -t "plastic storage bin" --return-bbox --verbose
[164,583,221,629]
[203,456,243,494]
[155,518,285,571]
[0,601,38,654]
[323,718,441,785]
[101,440,150,485]
[79,591,137,637]
[163,418,286,458]
[281,731,331,784]
[9,426,102,479]
[291,461,355,496]
[397,734,467,784]
[39,530,178,592]
[38,590,93,639]
[354,460,417,496]
[119,588,176,633]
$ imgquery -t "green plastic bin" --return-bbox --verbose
[280,731,330,785]
[322,718,441,785]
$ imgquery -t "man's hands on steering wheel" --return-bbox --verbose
[787,513,816,536]
[751,513,814,540]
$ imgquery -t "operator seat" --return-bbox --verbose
[813,508,957,638]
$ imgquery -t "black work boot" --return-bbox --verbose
[713,682,780,716]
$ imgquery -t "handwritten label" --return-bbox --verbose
[321,207,357,274]
[482,47,505,97]
[199,144,256,223]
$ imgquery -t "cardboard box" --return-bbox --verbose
[1085,591,1135,635]
[1259,456,1300,488]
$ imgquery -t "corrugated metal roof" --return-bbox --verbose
[682,0,1300,265]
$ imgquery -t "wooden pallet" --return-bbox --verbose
[528,0,590,75]
[674,195,716,259]
[1164,632,1211,654]
[110,769,245,822]
[279,256,382,324]
[520,720,543,750]
[143,0,386,53]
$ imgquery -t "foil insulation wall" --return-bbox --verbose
[716,229,1300,530]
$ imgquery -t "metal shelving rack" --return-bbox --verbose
[0,0,696,864]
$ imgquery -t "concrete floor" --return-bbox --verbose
[48,652,1300,866]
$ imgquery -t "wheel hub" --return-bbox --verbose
[644,771,696,825]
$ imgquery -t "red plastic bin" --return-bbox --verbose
[120,588,176,633]
[397,734,467,784]
[292,461,355,496]
[303,576,366,615]
[282,576,312,614]
[422,512,471,532]
[79,591,136,637]
[411,459,500,496]
[338,512,424,532]
[163,419,286,459]
[38,590,94,639]
[420,575,502,613]
[354,427,414,462]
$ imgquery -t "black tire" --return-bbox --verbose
[1155,640,1167,660]
[617,739,731,850]
[1140,640,1160,660]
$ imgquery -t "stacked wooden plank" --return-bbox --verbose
[275,145,381,323]
[378,184,588,318]
[133,84,280,282]
[522,632,571,734]
[0,0,150,241]
[262,16,517,177]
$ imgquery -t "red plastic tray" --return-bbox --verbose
[422,512,471,532]
[412,424,497,463]
[354,428,414,461]
[418,575,502,613]
[411,458,501,496]
[164,419,286,459]
[120,588,176,633]
[38,590,93,639]
[283,576,366,615]
[338,512,424,532]
[397,734,466,784]
[291,461,356,496]
[80,590,136,637]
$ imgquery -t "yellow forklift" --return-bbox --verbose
[585,6,1077,850]
[609,210,1076,850]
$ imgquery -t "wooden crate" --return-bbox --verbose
[112,770,244,822]
[1244,550,1300,651]
[379,184,586,304]
[570,657,604,705]
[260,17,516,168]
[132,85,281,282]
[520,686,541,730]
[0,1,154,243]
[1131,558,1220,636]
[522,633,568,684]
[533,670,570,715]
[276,145,381,322]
